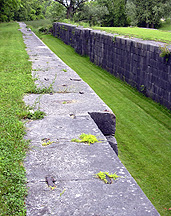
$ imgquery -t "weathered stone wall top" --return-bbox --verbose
[53,22,171,110]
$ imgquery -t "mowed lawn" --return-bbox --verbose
[0,22,34,215]
[39,33,171,216]
[93,26,171,43]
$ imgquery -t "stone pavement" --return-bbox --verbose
[19,22,160,216]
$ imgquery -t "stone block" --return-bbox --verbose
[106,135,118,156]
[89,111,116,136]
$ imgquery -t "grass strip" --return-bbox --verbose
[0,22,34,215]
[37,33,171,216]
[93,26,171,43]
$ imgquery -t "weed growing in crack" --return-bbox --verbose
[18,95,45,120]
[28,74,57,94]
[60,189,66,197]
[159,45,171,62]
[71,133,98,145]
[95,171,121,184]
[19,109,45,120]
[42,140,54,146]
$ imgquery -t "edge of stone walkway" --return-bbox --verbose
[18,22,160,216]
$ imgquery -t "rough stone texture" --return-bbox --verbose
[89,111,116,135]
[106,135,118,156]
[19,22,160,216]
[53,22,171,110]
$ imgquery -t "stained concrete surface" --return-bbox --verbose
[19,22,160,216]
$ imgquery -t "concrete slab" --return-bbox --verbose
[18,22,160,216]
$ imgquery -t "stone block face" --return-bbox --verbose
[53,22,171,110]
[88,111,116,136]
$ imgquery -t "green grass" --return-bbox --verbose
[36,33,171,215]
[93,26,171,43]
[0,22,35,215]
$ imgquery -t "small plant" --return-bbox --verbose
[63,69,67,72]
[71,133,98,145]
[42,140,54,146]
[62,101,67,104]
[32,68,40,71]
[140,84,146,95]
[20,109,45,120]
[113,35,117,43]
[95,171,121,184]
[60,189,66,197]
[159,45,171,62]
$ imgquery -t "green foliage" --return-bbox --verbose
[95,171,121,184]
[96,0,128,27]
[160,18,171,31]
[127,0,171,28]
[159,45,171,61]
[36,33,171,215]
[126,1,138,26]
[71,133,98,145]
[0,22,35,215]
[25,19,52,37]
[38,25,52,34]
[0,0,64,22]
[0,0,21,22]
[73,0,128,27]
[45,1,66,21]
[19,109,46,120]
[73,1,109,26]
[54,0,88,19]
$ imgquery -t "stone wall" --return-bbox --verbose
[53,22,171,109]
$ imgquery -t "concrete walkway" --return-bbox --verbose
[19,22,159,216]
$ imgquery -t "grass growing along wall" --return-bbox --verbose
[93,26,171,43]
[0,22,34,215]
[37,33,171,216]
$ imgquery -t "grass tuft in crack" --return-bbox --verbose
[19,109,45,120]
